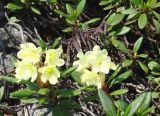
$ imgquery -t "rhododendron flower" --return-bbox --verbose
[15,61,37,82]
[73,51,90,72]
[73,45,117,88]
[38,65,60,84]
[86,45,117,74]
[17,43,42,64]
[15,43,64,85]
[81,69,105,88]
[45,47,64,66]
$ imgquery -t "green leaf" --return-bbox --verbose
[107,13,125,26]
[20,0,26,3]
[110,89,128,96]
[153,19,160,33]
[124,92,147,116]
[67,15,76,22]
[147,0,157,8]
[0,76,18,83]
[148,61,160,71]
[122,60,133,67]
[116,7,125,12]
[52,107,73,116]
[151,71,160,75]
[98,88,116,116]
[76,0,86,17]
[54,9,67,17]
[39,98,47,104]
[49,0,57,3]
[154,77,160,82]
[152,92,159,98]
[115,100,129,111]
[110,38,131,55]
[121,8,137,14]
[66,4,74,15]
[0,76,39,88]
[138,92,152,113]
[127,12,139,20]
[99,0,114,6]
[10,89,37,99]
[0,86,4,102]
[151,2,160,8]
[147,0,157,5]
[130,0,141,5]
[138,61,149,73]
[133,37,143,53]
[51,37,61,49]
[61,65,78,78]
[62,27,73,33]
[0,76,28,84]
[31,6,41,15]
[38,88,50,95]
[153,11,160,20]
[21,98,39,104]
[38,39,48,49]
[7,3,23,10]
[9,17,19,23]
[71,71,83,84]
[59,100,81,110]
[108,66,122,83]
[55,89,82,98]
[148,61,160,75]
[104,4,115,10]
[113,26,131,35]
[142,106,155,115]
[110,70,133,86]
[138,13,148,29]
[137,54,148,58]
[81,96,98,102]
[82,18,100,27]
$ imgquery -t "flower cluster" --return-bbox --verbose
[73,45,117,88]
[15,43,64,85]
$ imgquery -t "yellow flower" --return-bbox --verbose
[17,43,42,64]
[38,65,60,84]
[81,69,105,88]
[86,45,117,74]
[45,47,64,66]
[73,51,90,72]
[15,61,38,82]
[73,45,117,88]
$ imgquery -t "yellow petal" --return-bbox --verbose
[45,48,64,66]
[38,65,60,85]
[15,61,37,82]
[81,70,105,88]
[17,43,42,64]
[49,76,58,84]
[73,51,90,72]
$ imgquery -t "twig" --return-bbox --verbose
[5,12,26,44]
[34,27,41,39]
[80,101,96,116]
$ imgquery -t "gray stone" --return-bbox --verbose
[0,24,28,75]
[0,25,28,52]
[17,104,52,116]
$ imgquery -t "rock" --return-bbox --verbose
[0,24,28,74]
[17,104,52,116]
[0,53,15,74]
[0,24,28,52]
